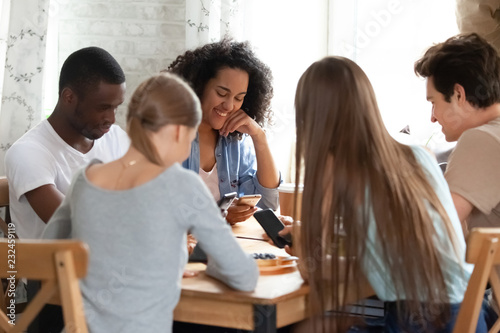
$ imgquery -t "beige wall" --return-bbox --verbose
[56,0,186,127]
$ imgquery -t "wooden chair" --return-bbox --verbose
[454,228,500,333]
[0,177,20,316]
[0,177,11,237]
[0,239,89,333]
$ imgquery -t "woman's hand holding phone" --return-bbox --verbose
[277,215,293,226]
[262,214,295,255]
[226,204,258,225]
[278,226,294,256]
[225,194,261,225]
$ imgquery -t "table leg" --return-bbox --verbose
[253,304,277,333]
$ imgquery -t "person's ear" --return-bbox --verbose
[175,124,182,143]
[61,87,77,105]
[454,83,466,103]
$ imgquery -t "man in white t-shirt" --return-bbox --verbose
[4,46,130,240]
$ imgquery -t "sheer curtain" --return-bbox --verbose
[0,0,50,176]
[185,0,244,49]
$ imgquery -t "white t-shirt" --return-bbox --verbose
[4,119,130,239]
[199,163,220,201]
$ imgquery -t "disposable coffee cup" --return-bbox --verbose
[278,183,303,220]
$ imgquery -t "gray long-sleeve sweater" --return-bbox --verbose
[42,161,258,333]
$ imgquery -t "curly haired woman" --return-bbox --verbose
[167,39,280,224]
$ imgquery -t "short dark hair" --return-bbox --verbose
[415,33,500,108]
[59,46,125,97]
[166,38,273,137]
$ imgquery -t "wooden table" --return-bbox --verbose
[43,216,307,332]
[231,216,271,240]
[174,218,309,332]
[43,216,373,332]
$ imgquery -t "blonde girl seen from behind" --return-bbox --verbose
[86,73,201,189]
[41,72,258,333]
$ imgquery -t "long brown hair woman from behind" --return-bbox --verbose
[293,57,481,332]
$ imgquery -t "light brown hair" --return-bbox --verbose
[127,73,201,165]
[294,57,459,330]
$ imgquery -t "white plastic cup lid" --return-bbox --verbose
[278,183,304,193]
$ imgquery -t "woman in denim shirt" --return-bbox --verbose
[167,39,280,224]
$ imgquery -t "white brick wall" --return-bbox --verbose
[57,0,186,128]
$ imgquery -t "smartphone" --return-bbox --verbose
[217,192,238,212]
[253,209,292,249]
[236,194,262,207]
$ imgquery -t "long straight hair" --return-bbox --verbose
[126,73,201,165]
[294,57,459,331]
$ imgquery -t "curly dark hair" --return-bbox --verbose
[415,33,500,108]
[166,38,274,137]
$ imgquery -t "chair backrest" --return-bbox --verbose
[0,177,12,237]
[453,228,500,333]
[0,177,7,208]
[0,239,89,333]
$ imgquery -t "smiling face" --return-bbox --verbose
[69,81,126,140]
[200,67,249,130]
[426,77,470,142]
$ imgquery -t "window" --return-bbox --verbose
[328,0,458,149]
[41,1,459,178]
[243,0,458,179]
[241,1,329,181]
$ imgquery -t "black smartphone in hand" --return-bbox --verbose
[254,209,292,249]
[217,192,237,212]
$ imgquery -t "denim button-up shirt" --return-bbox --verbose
[183,133,280,210]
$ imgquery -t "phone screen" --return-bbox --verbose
[254,209,292,248]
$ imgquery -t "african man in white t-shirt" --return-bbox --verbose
[5,46,130,240]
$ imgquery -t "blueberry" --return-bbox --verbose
[253,252,276,260]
